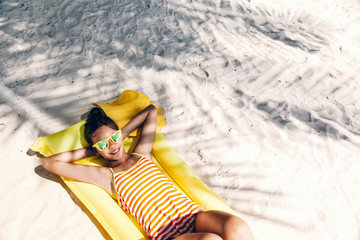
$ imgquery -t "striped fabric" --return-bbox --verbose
[114,156,203,240]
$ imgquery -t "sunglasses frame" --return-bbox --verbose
[92,130,123,151]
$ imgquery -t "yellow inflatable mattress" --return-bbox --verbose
[31,90,259,240]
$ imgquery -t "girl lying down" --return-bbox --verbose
[42,104,255,240]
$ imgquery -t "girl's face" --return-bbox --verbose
[91,125,125,161]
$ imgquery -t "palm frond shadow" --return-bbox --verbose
[1,0,358,235]
[1,0,349,137]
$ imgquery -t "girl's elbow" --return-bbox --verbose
[148,104,156,111]
[41,157,52,172]
[149,104,157,115]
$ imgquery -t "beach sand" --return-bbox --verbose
[1,0,360,239]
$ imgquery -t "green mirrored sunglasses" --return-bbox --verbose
[92,130,122,151]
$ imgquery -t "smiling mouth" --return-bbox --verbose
[110,148,120,155]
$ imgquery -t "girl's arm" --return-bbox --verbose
[121,104,158,159]
[42,148,113,194]
[41,104,158,192]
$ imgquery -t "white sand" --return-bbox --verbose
[1,0,360,239]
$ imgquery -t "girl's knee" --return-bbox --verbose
[224,216,254,240]
[194,210,254,240]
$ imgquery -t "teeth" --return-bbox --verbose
[111,149,119,154]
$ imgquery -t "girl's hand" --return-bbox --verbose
[86,147,99,157]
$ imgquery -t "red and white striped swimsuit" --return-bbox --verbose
[113,155,203,240]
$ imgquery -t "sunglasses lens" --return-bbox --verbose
[97,140,108,150]
[111,131,122,142]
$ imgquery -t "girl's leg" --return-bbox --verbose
[195,210,255,240]
[173,232,222,240]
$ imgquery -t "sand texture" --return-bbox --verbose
[1,0,360,239]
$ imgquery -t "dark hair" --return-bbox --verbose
[84,107,118,146]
